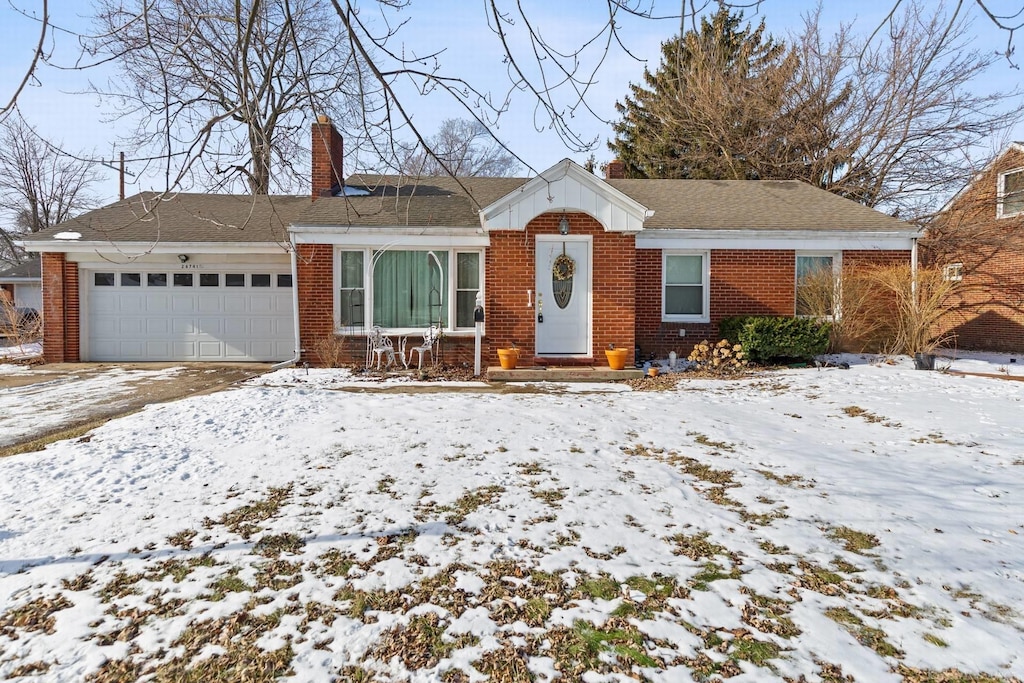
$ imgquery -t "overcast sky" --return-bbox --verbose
[1,0,1021,205]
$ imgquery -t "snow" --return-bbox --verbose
[1,354,1023,680]
[0,341,41,361]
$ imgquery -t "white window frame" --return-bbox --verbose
[943,262,964,282]
[334,247,485,336]
[795,251,841,318]
[997,167,1024,218]
[662,250,710,323]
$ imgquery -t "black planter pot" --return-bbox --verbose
[913,352,936,370]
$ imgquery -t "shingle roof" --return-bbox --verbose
[608,179,911,231]
[24,175,914,244]
[294,175,524,227]
[0,257,40,279]
[23,193,310,244]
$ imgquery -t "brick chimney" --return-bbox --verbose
[311,115,343,200]
[605,159,625,180]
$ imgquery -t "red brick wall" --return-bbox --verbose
[923,148,1024,351]
[296,244,334,364]
[486,212,635,364]
[41,252,79,363]
[0,284,12,304]
[635,248,912,358]
[636,249,794,358]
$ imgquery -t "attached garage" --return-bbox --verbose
[84,266,294,362]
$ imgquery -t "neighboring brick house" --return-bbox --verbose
[924,143,1024,352]
[21,118,918,366]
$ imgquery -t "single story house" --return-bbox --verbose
[924,142,1024,352]
[0,257,42,311]
[21,118,919,366]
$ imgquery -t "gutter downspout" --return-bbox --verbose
[272,236,303,370]
[911,234,919,300]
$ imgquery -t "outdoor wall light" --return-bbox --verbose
[178,254,189,263]
[558,215,570,235]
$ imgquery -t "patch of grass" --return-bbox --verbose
[371,613,479,670]
[688,431,736,452]
[755,469,814,488]
[825,607,903,659]
[253,532,305,557]
[894,665,1018,682]
[530,488,566,506]
[923,633,949,647]
[0,421,109,458]
[98,569,145,602]
[333,586,405,622]
[731,636,782,666]
[827,526,880,554]
[7,661,54,677]
[666,531,728,561]
[689,561,743,591]
[790,559,847,596]
[311,548,355,577]
[547,619,661,677]
[253,559,303,591]
[61,570,96,591]
[166,528,198,550]
[842,405,901,428]
[211,484,293,540]
[741,588,801,638]
[443,485,506,525]
[473,642,535,683]
[0,595,73,636]
[206,569,251,601]
[575,574,620,601]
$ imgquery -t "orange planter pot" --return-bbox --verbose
[605,348,629,370]
[497,348,520,369]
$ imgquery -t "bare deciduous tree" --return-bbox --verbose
[0,117,98,263]
[89,0,361,194]
[396,119,520,177]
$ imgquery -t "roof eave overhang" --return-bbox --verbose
[479,159,650,232]
[18,240,289,254]
[636,229,920,250]
[289,224,488,248]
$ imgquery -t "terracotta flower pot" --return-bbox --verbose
[497,348,520,369]
[605,348,629,370]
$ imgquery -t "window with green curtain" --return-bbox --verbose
[455,252,480,328]
[796,255,834,316]
[664,254,705,316]
[372,250,448,328]
[339,251,364,327]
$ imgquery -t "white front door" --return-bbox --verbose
[535,236,591,356]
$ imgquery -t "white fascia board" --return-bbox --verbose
[479,158,649,232]
[19,240,288,255]
[0,277,39,283]
[636,229,919,251]
[290,225,488,248]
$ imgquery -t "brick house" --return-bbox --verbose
[21,118,918,366]
[924,142,1024,352]
[0,257,42,310]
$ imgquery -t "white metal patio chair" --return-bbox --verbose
[366,326,397,369]
[406,325,441,370]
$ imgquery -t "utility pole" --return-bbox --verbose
[100,152,137,200]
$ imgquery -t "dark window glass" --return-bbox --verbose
[174,273,194,287]
[225,273,245,287]
[121,273,142,287]
[147,273,167,287]
[200,273,220,287]
[94,272,115,286]
[277,273,293,288]
[251,274,271,287]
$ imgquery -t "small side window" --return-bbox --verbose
[148,273,167,287]
[943,263,963,282]
[94,272,115,286]
[225,273,245,287]
[173,273,194,287]
[277,273,293,288]
[200,273,220,287]
[120,273,142,287]
[251,274,272,287]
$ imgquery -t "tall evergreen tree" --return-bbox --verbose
[608,7,850,185]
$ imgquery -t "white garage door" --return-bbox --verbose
[85,268,294,362]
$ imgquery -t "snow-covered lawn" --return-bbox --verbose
[1,357,1023,681]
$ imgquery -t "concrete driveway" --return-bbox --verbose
[0,362,271,452]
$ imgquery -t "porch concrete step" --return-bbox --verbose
[486,365,644,382]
